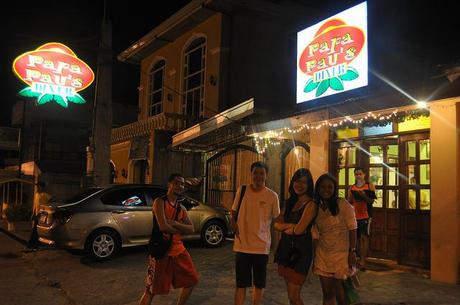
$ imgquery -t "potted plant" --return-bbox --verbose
[5,204,29,232]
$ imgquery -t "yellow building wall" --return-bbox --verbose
[111,141,130,184]
[139,13,223,120]
[430,97,460,284]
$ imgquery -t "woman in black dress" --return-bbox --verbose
[274,168,317,305]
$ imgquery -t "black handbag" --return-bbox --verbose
[148,196,180,259]
[287,239,302,268]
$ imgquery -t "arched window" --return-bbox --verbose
[183,37,206,125]
[148,59,165,116]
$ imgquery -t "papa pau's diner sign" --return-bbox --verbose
[297,2,368,103]
[12,42,94,108]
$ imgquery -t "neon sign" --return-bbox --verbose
[297,2,367,103]
[12,42,95,107]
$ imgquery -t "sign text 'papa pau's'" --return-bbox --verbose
[297,2,368,104]
[12,42,95,108]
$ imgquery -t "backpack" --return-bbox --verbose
[148,195,180,259]
[234,185,247,222]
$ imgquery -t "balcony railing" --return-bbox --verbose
[111,113,186,144]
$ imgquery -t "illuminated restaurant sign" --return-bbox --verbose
[13,42,94,107]
[297,2,367,103]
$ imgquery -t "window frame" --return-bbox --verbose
[182,36,206,123]
[148,59,166,117]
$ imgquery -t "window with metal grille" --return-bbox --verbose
[148,60,165,116]
[183,37,206,125]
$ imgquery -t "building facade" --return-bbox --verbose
[111,0,313,187]
[114,0,460,283]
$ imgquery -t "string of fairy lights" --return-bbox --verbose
[252,107,430,154]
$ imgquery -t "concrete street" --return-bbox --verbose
[1,220,459,305]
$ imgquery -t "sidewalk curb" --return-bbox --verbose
[0,226,28,246]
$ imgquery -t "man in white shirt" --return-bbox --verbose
[230,161,280,305]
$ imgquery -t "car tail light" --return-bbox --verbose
[54,210,73,225]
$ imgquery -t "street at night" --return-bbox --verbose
[1,223,459,305]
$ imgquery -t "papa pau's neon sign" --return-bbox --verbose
[12,42,94,107]
[296,2,368,103]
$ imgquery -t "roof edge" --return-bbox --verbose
[117,0,211,63]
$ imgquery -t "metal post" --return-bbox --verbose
[17,100,26,178]
[20,182,23,206]
[15,182,18,205]
[91,0,113,186]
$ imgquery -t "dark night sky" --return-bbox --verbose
[1,0,459,126]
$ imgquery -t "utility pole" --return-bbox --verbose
[88,1,112,186]
[17,99,26,178]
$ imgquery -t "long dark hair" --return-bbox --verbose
[285,168,314,217]
[314,173,339,216]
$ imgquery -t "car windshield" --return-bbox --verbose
[63,188,103,203]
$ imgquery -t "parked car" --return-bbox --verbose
[37,184,232,261]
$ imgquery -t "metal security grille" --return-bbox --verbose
[148,60,165,116]
[206,146,264,209]
[183,37,206,126]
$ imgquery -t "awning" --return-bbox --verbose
[172,98,255,151]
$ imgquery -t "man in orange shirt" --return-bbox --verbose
[347,167,376,270]
[139,173,199,305]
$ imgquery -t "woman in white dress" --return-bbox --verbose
[312,174,357,305]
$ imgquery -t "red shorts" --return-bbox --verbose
[278,265,307,285]
[145,250,199,295]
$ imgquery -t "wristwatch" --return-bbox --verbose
[349,248,356,253]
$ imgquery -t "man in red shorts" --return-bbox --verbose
[139,173,199,305]
[347,167,376,270]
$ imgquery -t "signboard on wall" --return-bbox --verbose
[297,2,368,103]
[12,42,94,107]
[129,136,150,160]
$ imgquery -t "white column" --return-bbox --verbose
[309,126,330,181]
[430,98,460,284]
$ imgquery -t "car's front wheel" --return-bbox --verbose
[201,220,226,248]
[85,229,120,261]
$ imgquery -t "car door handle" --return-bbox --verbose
[112,210,126,214]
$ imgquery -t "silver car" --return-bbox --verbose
[37,184,231,260]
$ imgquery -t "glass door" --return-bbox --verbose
[399,134,431,268]
[336,143,358,199]
[365,140,400,260]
